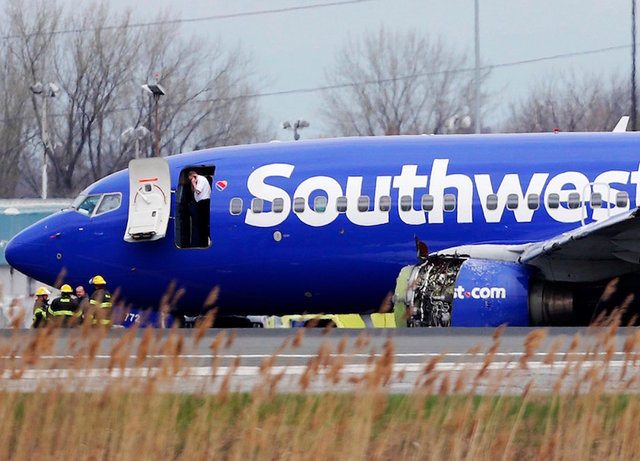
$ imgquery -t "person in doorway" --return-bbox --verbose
[188,171,211,247]
[32,287,50,328]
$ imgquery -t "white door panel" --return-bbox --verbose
[124,157,171,242]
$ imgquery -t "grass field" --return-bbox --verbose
[1,319,639,460]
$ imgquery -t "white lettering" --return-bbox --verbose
[454,286,507,300]
[293,176,342,227]
[392,165,428,225]
[592,170,630,220]
[241,161,639,228]
[245,164,294,227]
[474,173,549,223]
[544,172,590,223]
[428,159,473,224]
[629,163,640,208]
[345,176,391,226]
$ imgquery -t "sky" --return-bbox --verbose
[5,0,636,140]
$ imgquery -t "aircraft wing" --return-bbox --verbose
[519,207,640,279]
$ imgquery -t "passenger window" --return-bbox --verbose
[229,198,243,215]
[421,194,433,211]
[336,196,347,213]
[527,193,539,210]
[273,198,284,213]
[251,198,263,213]
[358,196,370,212]
[293,197,305,213]
[400,195,412,212]
[616,191,629,207]
[547,193,560,209]
[443,194,456,212]
[314,196,327,213]
[379,195,391,212]
[590,192,602,208]
[507,194,519,210]
[77,195,102,216]
[567,192,581,209]
[486,194,498,211]
[95,193,121,215]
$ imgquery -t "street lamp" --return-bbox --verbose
[445,114,472,134]
[30,82,59,200]
[121,126,151,158]
[141,82,166,156]
[281,119,309,140]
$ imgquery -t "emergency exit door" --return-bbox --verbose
[124,157,171,242]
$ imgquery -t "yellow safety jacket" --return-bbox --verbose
[48,296,80,327]
[89,289,113,325]
[32,306,47,328]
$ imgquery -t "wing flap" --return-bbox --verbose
[520,208,640,265]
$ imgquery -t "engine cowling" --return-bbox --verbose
[392,256,584,327]
[452,259,531,326]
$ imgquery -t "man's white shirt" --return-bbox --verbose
[194,175,211,202]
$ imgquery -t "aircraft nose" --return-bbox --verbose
[4,223,58,282]
[3,235,19,268]
[5,229,40,273]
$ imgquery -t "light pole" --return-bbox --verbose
[30,82,59,200]
[142,82,166,156]
[281,119,309,140]
[445,114,472,134]
[474,0,481,134]
[632,0,637,131]
[121,126,151,158]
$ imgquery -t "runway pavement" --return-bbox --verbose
[1,326,639,394]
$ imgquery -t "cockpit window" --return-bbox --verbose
[95,193,122,216]
[71,193,121,217]
[76,195,101,215]
[71,194,87,210]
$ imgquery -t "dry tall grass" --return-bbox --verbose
[0,320,639,460]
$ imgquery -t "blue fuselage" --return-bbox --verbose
[6,133,640,316]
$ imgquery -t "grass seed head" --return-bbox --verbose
[224,330,236,349]
[378,292,392,313]
[292,329,305,349]
[135,327,153,367]
[203,286,220,309]
[493,323,507,340]
[209,331,226,354]
[543,337,564,365]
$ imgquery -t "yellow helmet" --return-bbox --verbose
[36,287,51,296]
[91,275,106,285]
[60,284,73,294]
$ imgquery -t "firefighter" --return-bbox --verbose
[32,287,50,328]
[89,275,112,326]
[48,284,80,327]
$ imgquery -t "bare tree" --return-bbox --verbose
[0,29,31,197]
[503,72,628,132]
[134,31,268,156]
[2,0,270,198]
[2,0,62,197]
[320,27,490,136]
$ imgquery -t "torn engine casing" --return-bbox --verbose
[392,255,600,327]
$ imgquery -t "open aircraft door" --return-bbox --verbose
[124,157,171,242]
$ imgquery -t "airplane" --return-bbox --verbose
[6,121,640,327]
